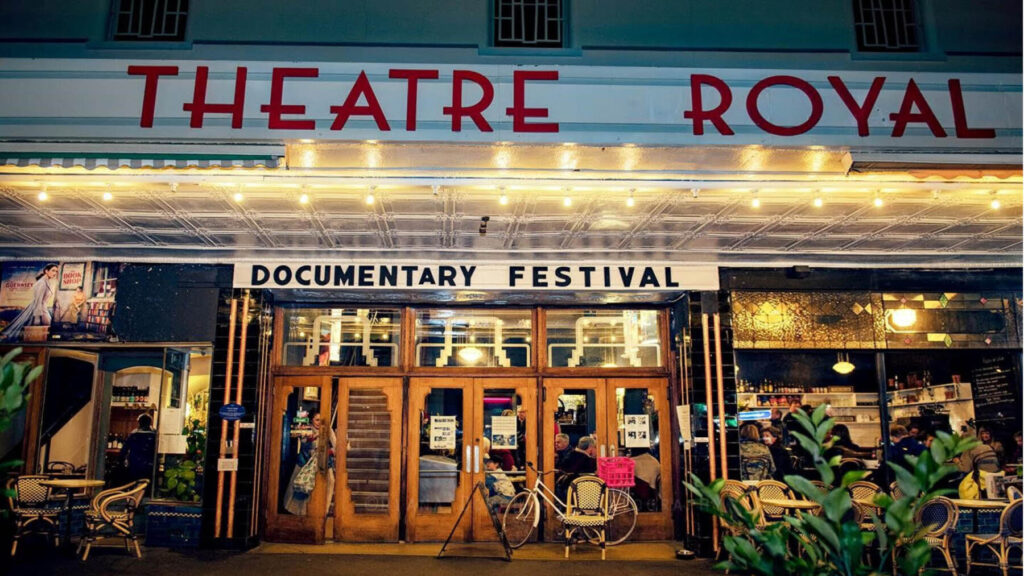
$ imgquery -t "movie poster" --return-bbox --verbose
[0,261,121,342]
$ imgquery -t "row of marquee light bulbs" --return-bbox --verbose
[30,184,1008,210]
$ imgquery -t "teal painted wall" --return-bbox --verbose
[0,1,1018,72]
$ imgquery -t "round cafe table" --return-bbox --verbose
[759,498,821,515]
[948,498,1010,533]
[40,478,106,550]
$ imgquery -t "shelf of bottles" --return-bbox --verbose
[111,383,154,408]
[737,379,879,412]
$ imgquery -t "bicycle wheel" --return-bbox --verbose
[502,492,539,549]
[603,488,638,545]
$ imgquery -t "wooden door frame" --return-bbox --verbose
[606,377,673,540]
[264,375,331,543]
[469,377,537,541]
[404,377,474,542]
[334,376,403,542]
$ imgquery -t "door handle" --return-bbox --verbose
[473,444,480,474]
[599,443,607,458]
[464,445,471,473]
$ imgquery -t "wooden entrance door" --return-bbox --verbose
[264,375,332,543]
[469,378,537,541]
[333,377,403,541]
[542,377,673,541]
[405,377,473,542]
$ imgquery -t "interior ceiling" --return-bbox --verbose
[0,142,1020,276]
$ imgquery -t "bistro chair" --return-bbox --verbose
[966,499,1022,576]
[740,455,774,482]
[849,480,883,529]
[755,480,793,522]
[562,476,610,560]
[716,480,764,562]
[1007,485,1022,501]
[43,461,75,476]
[78,479,149,561]
[890,481,906,500]
[915,496,959,575]
[7,475,62,556]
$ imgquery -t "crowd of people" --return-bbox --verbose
[738,400,1023,486]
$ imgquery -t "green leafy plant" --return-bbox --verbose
[685,405,977,576]
[1,348,42,515]
[159,418,205,502]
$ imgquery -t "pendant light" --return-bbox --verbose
[832,352,855,375]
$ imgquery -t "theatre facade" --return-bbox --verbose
[0,0,1021,552]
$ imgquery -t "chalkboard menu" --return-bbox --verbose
[970,354,1021,423]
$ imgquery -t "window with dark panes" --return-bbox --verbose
[112,0,188,41]
[493,0,564,48]
[853,0,920,52]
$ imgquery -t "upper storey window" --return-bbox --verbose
[853,0,920,52]
[493,0,564,48]
[111,0,189,41]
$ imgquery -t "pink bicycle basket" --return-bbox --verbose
[597,456,635,488]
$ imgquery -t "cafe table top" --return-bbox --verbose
[39,479,106,490]
[948,498,1011,510]
[759,498,821,510]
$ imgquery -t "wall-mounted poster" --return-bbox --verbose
[490,415,518,449]
[429,416,457,450]
[624,414,651,448]
[0,261,121,342]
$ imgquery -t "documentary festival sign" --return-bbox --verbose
[232,261,719,291]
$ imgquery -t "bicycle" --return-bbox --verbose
[500,462,638,549]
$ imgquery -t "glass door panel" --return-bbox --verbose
[265,376,331,543]
[405,378,473,542]
[471,379,537,542]
[607,378,672,540]
[541,378,606,541]
[334,377,402,542]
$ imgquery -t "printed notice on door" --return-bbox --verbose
[430,415,457,450]
[624,414,651,448]
[490,415,518,449]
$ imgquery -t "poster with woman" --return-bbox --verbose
[0,261,121,342]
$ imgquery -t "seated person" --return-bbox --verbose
[484,455,516,509]
[739,423,775,481]
[482,436,516,472]
[762,426,793,481]
[888,424,925,471]
[556,436,598,498]
[826,424,874,461]
[554,433,572,469]
[631,448,661,508]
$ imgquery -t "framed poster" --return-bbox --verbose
[59,263,85,290]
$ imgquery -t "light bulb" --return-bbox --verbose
[102,191,113,202]
[499,194,509,206]
[563,196,572,207]
[38,191,48,201]
[626,191,635,207]
[990,198,1001,210]
[813,197,823,208]
[751,197,761,208]
[299,193,309,204]
[365,193,375,205]
[891,308,917,328]
[233,192,244,202]
[873,196,883,207]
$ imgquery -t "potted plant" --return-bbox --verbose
[685,405,977,576]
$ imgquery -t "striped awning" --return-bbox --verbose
[0,155,282,170]
[0,144,286,171]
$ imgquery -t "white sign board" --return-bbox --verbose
[676,405,692,445]
[490,416,518,450]
[429,416,457,450]
[0,59,1017,150]
[217,458,239,472]
[624,414,651,449]
[159,434,188,455]
[233,261,719,291]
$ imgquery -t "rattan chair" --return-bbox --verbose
[7,475,63,556]
[890,481,906,500]
[43,461,76,475]
[755,480,793,522]
[562,476,610,560]
[716,480,764,562]
[916,497,959,575]
[966,499,1022,576]
[1007,486,1022,501]
[78,479,148,561]
[849,480,883,529]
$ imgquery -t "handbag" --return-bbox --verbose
[292,457,318,496]
[958,472,980,500]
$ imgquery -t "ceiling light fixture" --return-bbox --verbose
[233,192,244,202]
[499,187,509,206]
[563,195,572,207]
[366,186,376,205]
[37,190,48,202]
[626,189,636,208]
[751,192,761,208]
[813,197,824,208]
[873,196,883,208]
[692,189,700,199]
[102,191,113,202]
[298,193,309,205]
[891,308,917,328]
[458,346,483,364]
[990,193,1001,210]
[832,352,855,375]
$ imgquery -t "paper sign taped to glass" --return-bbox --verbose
[430,415,457,450]
[490,415,518,449]
[624,414,651,448]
